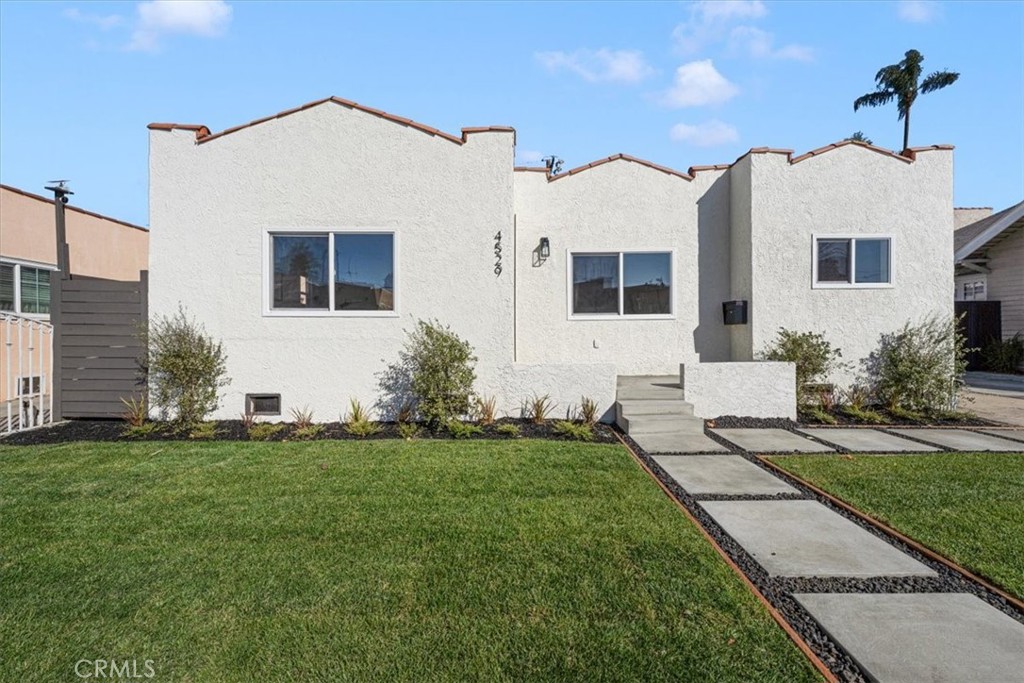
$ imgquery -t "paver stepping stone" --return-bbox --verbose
[888,428,1024,452]
[710,428,833,453]
[652,455,799,495]
[979,428,1024,444]
[794,593,1024,683]
[631,432,729,454]
[700,500,936,577]
[796,428,939,452]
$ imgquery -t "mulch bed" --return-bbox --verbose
[0,417,618,447]
[795,408,995,427]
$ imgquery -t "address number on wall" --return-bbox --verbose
[494,231,502,276]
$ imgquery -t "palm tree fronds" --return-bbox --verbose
[921,70,960,93]
[854,90,895,111]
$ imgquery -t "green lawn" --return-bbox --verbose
[767,452,1024,599]
[0,440,818,682]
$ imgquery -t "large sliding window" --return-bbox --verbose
[570,251,673,318]
[0,260,52,315]
[267,231,396,315]
[813,236,892,288]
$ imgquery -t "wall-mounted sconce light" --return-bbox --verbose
[539,237,551,260]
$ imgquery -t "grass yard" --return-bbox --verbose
[768,452,1024,599]
[0,440,819,682]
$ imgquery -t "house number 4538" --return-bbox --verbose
[494,232,502,276]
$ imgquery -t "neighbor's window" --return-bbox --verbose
[814,237,891,286]
[0,261,52,315]
[571,252,672,317]
[269,232,395,314]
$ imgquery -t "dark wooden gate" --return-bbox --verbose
[51,272,147,419]
[955,301,1002,371]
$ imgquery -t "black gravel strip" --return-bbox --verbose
[689,493,809,502]
[619,427,1024,682]
[707,415,800,430]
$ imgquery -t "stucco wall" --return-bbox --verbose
[0,185,148,280]
[513,161,732,375]
[149,103,517,420]
[728,156,754,361]
[743,147,954,388]
[681,361,796,419]
[954,207,992,230]
[987,227,1024,339]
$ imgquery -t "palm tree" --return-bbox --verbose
[853,49,959,151]
[846,131,873,145]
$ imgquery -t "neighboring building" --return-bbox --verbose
[954,207,993,230]
[0,183,149,407]
[148,97,954,420]
[954,200,1024,341]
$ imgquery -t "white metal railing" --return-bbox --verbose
[2,312,54,435]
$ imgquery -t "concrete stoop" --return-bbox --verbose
[615,375,727,453]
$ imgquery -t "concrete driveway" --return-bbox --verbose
[962,372,1024,426]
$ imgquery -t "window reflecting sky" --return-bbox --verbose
[335,233,393,289]
[623,253,671,287]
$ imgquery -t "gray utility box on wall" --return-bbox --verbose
[722,300,748,325]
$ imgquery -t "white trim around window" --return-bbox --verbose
[811,234,894,289]
[261,227,399,318]
[0,257,57,318]
[566,249,676,321]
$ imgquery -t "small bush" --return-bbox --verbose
[888,405,928,424]
[447,420,483,439]
[294,424,325,440]
[397,401,415,425]
[864,315,969,413]
[398,422,420,440]
[841,405,886,424]
[290,406,315,429]
[344,398,382,438]
[843,384,871,411]
[981,333,1024,374]
[146,306,230,428]
[760,329,845,406]
[496,423,521,437]
[817,387,837,412]
[803,407,837,425]
[403,320,477,428]
[249,423,284,441]
[123,422,160,439]
[552,420,594,441]
[120,395,147,427]
[525,394,555,424]
[240,411,257,429]
[475,395,498,426]
[579,396,599,425]
[189,421,218,440]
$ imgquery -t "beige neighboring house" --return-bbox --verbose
[0,183,149,407]
[954,200,1024,341]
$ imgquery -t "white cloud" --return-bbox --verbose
[516,149,545,165]
[662,60,739,108]
[535,48,655,84]
[669,120,739,147]
[729,26,814,62]
[673,0,766,54]
[127,0,233,52]
[63,8,125,30]
[695,0,767,22]
[898,0,940,23]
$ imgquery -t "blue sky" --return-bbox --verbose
[1,0,1021,228]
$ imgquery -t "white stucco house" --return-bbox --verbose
[148,97,954,421]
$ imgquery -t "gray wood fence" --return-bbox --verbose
[51,272,147,419]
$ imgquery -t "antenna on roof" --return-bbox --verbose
[542,155,564,175]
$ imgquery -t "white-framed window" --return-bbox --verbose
[568,250,674,319]
[262,229,397,317]
[955,275,987,302]
[812,235,893,288]
[0,258,55,316]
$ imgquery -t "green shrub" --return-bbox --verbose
[759,329,845,406]
[344,398,382,438]
[290,406,315,429]
[475,395,497,425]
[293,424,324,440]
[552,420,594,441]
[398,422,420,440]
[447,420,483,439]
[249,423,284,441]
[887,405,928,424]
[123,422,161,439]
[189,421,218,440]
[864,315,969,413]
[146,306,230,428]
[496,423,521,437]
[803,407,837,425]
[403,320,478,428]
[120,395,147,427]
[981,333,1024,374]
[840,405,886,424]
[524,394,555,423]
[579,396,599,425]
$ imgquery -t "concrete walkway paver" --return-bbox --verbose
[632,431,729,454]
[700,500,937,577]
[711,428,833,453]
[796,428,939,452]
[652,455,799,495]
[979,428,1024,444]
[795,593,1024,683]
[888,428,1024,452]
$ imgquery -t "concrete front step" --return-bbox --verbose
[618,414,706,435]
[615,399,694,420]
[615,375,683,401]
